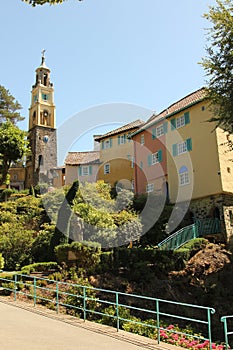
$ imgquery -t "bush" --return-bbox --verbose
[0,253,4,270]
[21,262,59,274]
[55,241,101,271]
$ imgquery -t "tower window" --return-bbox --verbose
[38,155,44,167]
[42,93,49,101]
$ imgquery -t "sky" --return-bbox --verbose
[0,0,216,164]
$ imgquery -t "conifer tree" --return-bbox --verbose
[201,0,233,133]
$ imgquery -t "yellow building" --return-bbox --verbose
[95,120,144,190]
[143,88,233,242]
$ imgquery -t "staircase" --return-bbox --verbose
[157,218,221,250]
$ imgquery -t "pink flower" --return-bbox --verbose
[196,343,206,348]
[167,324,175,330]
[172,333,179,341]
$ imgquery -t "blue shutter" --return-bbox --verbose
[101,141,104,150]
[186,138,192,151]
[123,134,126,143]
[163,122,168,134]
[147,154,152,166]
[172,144,178,157]
[78,167,82,176]
[110,138,113,148]
[118,136,120,145]
[152,128,156,140]
[184,112,190,125]
[158,150,162,162]
[89,166,92,175]
[140,161,143,169]
[171,119,176,130]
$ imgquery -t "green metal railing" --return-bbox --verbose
[158,218,221,251]
[0,274,216,348]
[221,315,233,350]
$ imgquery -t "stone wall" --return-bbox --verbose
[189,194,233,243]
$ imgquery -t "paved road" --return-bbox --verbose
[0,300,181,350]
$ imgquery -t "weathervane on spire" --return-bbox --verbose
[41,49,46,64]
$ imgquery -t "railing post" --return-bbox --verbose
[56,281,59,314]
[116,292,119,332]
[14,274,17,301]
[83,286,86,321]
[156,299,160,344]
[207,308,212,350]
[33,277,37,306]
[221,317,229,350]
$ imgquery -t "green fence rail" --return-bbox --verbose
[0,274,216,349]
[221,315,233,350]
[158,218,221,251]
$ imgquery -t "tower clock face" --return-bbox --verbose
[43,135,49,143]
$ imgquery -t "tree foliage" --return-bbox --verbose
[22,0,82,6]
[201,0,233,133]
[0,121,28,186]
[0,85,24,124]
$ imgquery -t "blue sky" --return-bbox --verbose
[0,0,215,164]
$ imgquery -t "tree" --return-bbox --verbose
[201,0,233,133]
[0,121,28,186]
[22,0,82,6]
[0,85,24,124]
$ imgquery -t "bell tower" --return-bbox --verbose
[25,50,57,188]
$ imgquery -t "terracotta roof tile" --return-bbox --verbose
[94,119,144,141]
[65,151,100,166]
[134,87,207,134]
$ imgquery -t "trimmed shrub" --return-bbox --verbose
[21,262,58,275]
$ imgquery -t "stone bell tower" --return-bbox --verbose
[25,50,57,188]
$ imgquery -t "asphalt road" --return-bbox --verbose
[0,301,154,350]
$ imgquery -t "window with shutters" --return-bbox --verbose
[79,165,92,176]
[171,112,190,130]
[148,150,162,166]
[172,138,192,157]
[101,138,112,149]
[156,124,164,137]
[119,135,126,144]
[81,166,89,176]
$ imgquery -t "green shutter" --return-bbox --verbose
[89,166,92,175]
[101,141,104,150]
[118,135,120,145]
[158,149,162,162]
[147,154,152,166]
[78,167,82,176]
[186,138,192,151]
[140,161,143,169]
[123,134,126,143]
[184,112,190,125]
[110,138,112,148]
[163,122,168,134]
[171,118,176,130]
[172,144,178,157]
[152,128,156,140]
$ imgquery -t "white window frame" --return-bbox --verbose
[156,124,164,137]
[146,183,154,193]
[179,171,189,186]
[104,163,110,174]
[104,140,110,149]
[119,135,125,144]
[176,115,185,129]
[152,152,159,165]
[81,166,89,176]
[177,141,187,155]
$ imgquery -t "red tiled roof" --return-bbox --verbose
[65,151,100,166]
[94,119,144,141]
[134,87,207,134]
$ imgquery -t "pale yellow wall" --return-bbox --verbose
[65,164,99,185]
[216,128,233,194]
[98,133,134,188]
[167,102,222,203]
